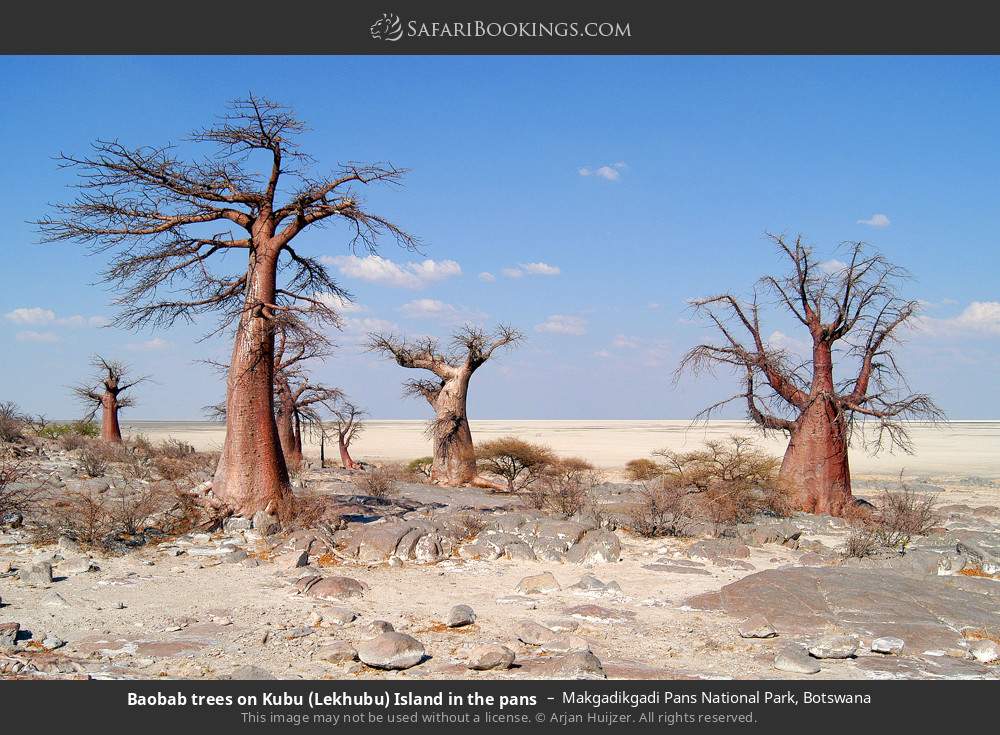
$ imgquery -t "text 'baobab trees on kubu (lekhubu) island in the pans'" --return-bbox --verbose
[36,96,417,520]
[678,234,944,515]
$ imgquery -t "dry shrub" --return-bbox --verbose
[288,490,338,530]
[528,457,601,518]
[42,483,193,548]
[625,458,661,481]
[155,438,196,458]
[476,436,555,493]
[454,511,487,539]
[404,456,433,482]
[359,464,401,499]
[651,435,788,528]
[625,480,693,538]
[0,401,28,443]
[78,440,122,477]
[58,432,89,451]
[842,484,939,557]
[0,458,46,522]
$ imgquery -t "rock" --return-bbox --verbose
[540,634,591,653]
[871,636,905,655]
[229,664,275,679]
[363,620,395,637]
[808,635,859,659]
[224,550,248,564]
[323,607,357,625]
[57,536,81,553]
[356,632,425,670]
[459,537,503,561]
[566,530,621,564]
[687,567,1000,654]
[59,556,99,575]
[687,539,751,562]
[969,639,1000,663]
[305,576,368,601]
[414,533,452,564]
[466,644,515,671]
[223,516,252,532]
[445,604,476,628]
[738,614,777,639]
[495,595,538,608]
[543,618,579,633]
[280,550,310,569]
[515,572,561,594]
[0,622,19,650]
[515,620,556,645]
[251,511,281,536]
[568,574,621,594]
[543,650,606,679]
[318,641,357,663]
[774,646,821,674]
[18,560,52,585]
[564,604,635,623]
[42,636,65,650]
[285,626,315,639]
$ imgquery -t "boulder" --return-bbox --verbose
[540,634,591,653]
[466,644,515,671]
[323,607,357,625]
[251,511,281,536]
[317,641,358,663]
[229,664,275,680]
[871,636,905,655]
[541,650,606,679]
[969,639,1000,663]
[808,635,859,659]
[687,539,751,562]
[738,614,777,639]
[774,646,820,674]
[515,572,561,594]
[356,632,425,670]
[363,620,395,637]
[515,620,556,645]
[445,604,476,628]
[566,529,621,564]
[0,622,18,651]
[414,533,452,564]
[305,576,368,601]
[18,560,52,586]
[564,604,635,624]
[223,516,252,533]
[58,556,99,575]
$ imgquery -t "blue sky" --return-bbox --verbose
[1,56,998,420]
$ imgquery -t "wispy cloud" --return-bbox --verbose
[502,262,561,279]
[4,307,108,327]
[127,337,171,351]
[535,314,586,335]
[857,213,891,228]
[578,161,627,182]
[916,301,1000,337]
[15,330,60,343]
[612,334,640,349]
[399,298,487,324]
[322,255,462,289]
[819,258,847,274]
[478,272,496,283]
[314,292,365,313]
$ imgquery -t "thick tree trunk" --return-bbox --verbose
[292,412,303,463]
[212,244,292,520]
[338,434,358,470]
[429,371,477,485]
[100,393,123,444]
[274,381,299,466]
[780,341,853,515]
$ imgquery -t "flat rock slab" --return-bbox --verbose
[642,563,712,575]
[564,604,636,624]
[689,567,1000,655]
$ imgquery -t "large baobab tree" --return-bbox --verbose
[330,398,366,469]
[679,234,943,515]
[369,325,521,486]
[38,96,415,519]
[73,357,147,444]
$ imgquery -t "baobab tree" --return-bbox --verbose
[37,96,415,519]
[678,234,943,515]
[369,325,522,486]
[73,356,147,444]
[330,398,366,469]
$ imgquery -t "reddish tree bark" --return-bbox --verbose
[73,356,146,444]
[679,234,943,515]
[331,399,365,470]
[369,326,521,486]
[40,96,415,519]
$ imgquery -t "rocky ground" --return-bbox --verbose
[2,444,999,681]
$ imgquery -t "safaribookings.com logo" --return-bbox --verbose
[370,13,631,42]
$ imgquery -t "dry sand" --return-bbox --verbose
[124,419,1000,481]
